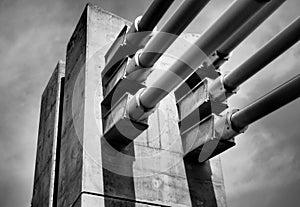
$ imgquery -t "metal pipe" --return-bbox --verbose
[218,0,286,56]
[137,0,270,111]
[127,0,175,33]
[139,0,175,32]
[138,0,211,68]
[231,73,300,131]
[223,16,300,92]
[126,0,210,76]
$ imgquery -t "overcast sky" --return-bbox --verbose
[0,0,299,206]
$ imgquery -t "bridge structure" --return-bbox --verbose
[31,0,300,206]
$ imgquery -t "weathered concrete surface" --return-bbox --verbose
[57,4,130,206]
[32,61,65,207]
[184,157,227,207]
[131,34,227,206]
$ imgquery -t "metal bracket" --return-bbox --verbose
[102,24,155,83]
[181,115,236,163]
[125,50,155,83]
[101,57,146,115]
[176,79,228,132]
[102,93,149,151]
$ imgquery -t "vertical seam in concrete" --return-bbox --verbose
[52,77,65,207]
[146,126,150,146]
[157,110,162,149]
[48,73,59,207]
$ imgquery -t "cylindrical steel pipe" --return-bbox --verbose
[223,16,300,92]
[126,0,211,77]
[139,0,175,32]
[138,0,211,68]
[191,0,270,59]
[128,0,174,33]
[137,0,270,112]
[231,73,300,131]
[218,0,286,56]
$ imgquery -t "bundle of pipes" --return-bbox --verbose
[208,16,300,143]
[127,0,271,121]
[127,0,287,80]
[126,0,211,81]
[176,0,286,101]
[212,0,286,68]
[210,16,300,102]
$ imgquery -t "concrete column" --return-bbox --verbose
[31,61,65,207]
[56,4,131,206]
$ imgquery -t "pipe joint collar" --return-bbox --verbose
[127,89,159,121]
[134,16,143,32]
[215,110,247,141]
[126,50,154,83]
[126,50,143,74]
[208,76,229,102]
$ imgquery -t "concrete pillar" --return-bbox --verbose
[56,4,132,206]
[31,61,65,207]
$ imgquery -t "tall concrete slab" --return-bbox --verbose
[32,61,65,207]
[57,4,130,206]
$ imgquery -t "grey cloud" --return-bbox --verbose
[228,179,300,207]
[223,125,300,207]
[0,0,75,206]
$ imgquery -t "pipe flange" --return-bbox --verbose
[134,16,143,32]
[127,88,159,122]
[208,76,227,102]
[125,50,143,74]
[215,109,248,141]
[126,50,154,83]
[208,74,240,102]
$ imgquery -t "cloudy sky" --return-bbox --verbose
[0,0,299,206]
